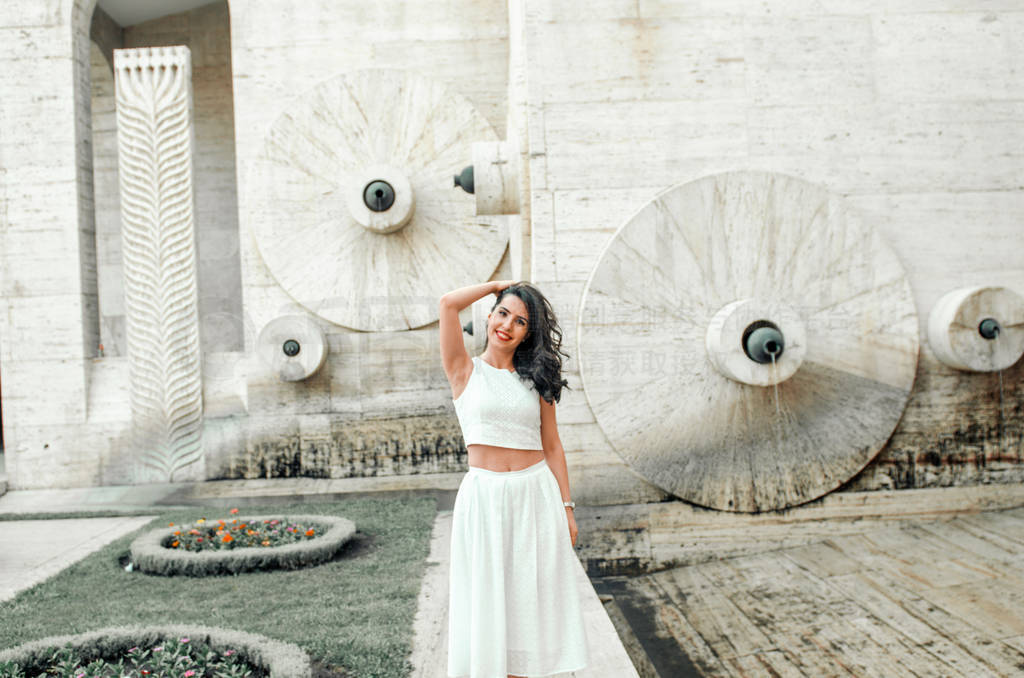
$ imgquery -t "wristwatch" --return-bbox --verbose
[563,501,575,509]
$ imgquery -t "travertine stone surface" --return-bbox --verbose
[927,286,1024,372]
[2,0,1023,496]
[249,68,504,332]
[576,482,1024,574]
[578,171,919,512]
[90,42,124,359]
[114,46,204,483]
[472,140,520,215]
[256,315,328,382]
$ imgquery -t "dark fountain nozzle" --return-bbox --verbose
[979,317,1001,340]
[363,180,395,212]
[743,321,785,364]
[454,166,474,194]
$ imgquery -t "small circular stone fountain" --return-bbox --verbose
[927,285,1024,372]
[705,298,806,386]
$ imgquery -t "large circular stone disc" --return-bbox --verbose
[578,171,919,512]
[249,68,504,331]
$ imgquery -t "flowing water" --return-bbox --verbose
[998,367,1005,454]
[770,354,783,470]
[770,353,781,418]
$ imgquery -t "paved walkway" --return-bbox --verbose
[0,516,158,603]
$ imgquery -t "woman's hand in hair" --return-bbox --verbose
[493,280,517,295]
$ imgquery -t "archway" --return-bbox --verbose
[77,0,243,361]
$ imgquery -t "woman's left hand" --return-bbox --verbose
[566,508,578,546]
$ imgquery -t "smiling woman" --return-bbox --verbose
[439,280,588,678]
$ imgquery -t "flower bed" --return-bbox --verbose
[129,512,357,576]
[163,509,326,552]
[0,624,311,677]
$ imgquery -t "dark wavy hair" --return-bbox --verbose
[483,281,570,404]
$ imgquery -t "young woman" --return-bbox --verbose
[439,280,588,678]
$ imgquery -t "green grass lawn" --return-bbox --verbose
[0,496,438,677]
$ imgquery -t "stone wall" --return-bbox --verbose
[224,0,513,482]
[0,0,1021,503]
[90,42,121,355]
[521,0,1024,503]
[230,0,511,342]
[0,0,97,487]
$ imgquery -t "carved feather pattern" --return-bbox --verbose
[114,47,203,482]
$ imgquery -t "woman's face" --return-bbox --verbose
[488,294,530,349]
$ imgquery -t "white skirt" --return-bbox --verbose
[447,458,588,678]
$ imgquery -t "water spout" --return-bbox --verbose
[979,317,1001,340]
[743,321,785,364]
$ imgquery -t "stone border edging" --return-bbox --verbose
[0,623,312,677]
[130,513,356,576]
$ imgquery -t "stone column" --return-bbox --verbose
[114,46,204,483]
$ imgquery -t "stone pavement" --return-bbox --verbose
[0,516,158,603]
[0,472,638,677]
[589,505,1024,678]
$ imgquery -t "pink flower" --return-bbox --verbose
[184,671,196,677]
[180,637,190,643]
[154,646,163,652]
[224,649,235,656]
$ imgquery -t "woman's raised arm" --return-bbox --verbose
[438,280,514,379]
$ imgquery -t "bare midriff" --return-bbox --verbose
[467,443,545,472]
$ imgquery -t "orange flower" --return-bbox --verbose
[230,508,239,514]
[173,530,181,536]
[168,522,174,527]
[305,528,315,536]
[261,540,270,546]
[231,519,237,524]
[222,534,234,543]
[172,540,179,547]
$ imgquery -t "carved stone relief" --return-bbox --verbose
[114,46,204,482]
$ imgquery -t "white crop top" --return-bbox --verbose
[452,355,543,451]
